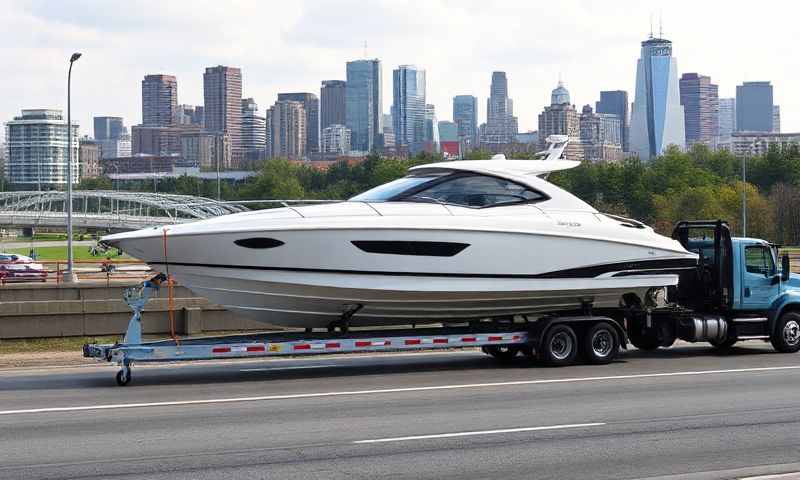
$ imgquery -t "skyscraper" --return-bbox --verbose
[424,104,439,153]
[579,105,623,162]
[718,98,736,145]
[482,72,518,146]
[278,92,319,155]
[630,35,685,160]
[204,65,243,164]
[736,81,773,132]
[392,65,426,155]
[679,73,719,148]
[538,81,581,158]
[346,59,382,153]
[266,100,306,160]
[773,105,781,133]
[320,80,347,131]
[241,98,266,164]
[321,124,351,155]
[141,74,177,127]
[595,90,630,152]
[453,95,478,149]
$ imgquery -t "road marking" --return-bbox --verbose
[352,423,605,444]
[741,474,800,480]
[240,365,336,372]
[1,364,799,417]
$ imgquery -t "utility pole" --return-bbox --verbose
[64,52,82,284]
[742,154,747,237]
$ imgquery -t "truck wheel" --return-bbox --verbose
[582,322,620,364]
[483,345,519,363]
[538,324,578,366]
[771,312,800,353]
[709,337,738,349]
[629,332,660,351]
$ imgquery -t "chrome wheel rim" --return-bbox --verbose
[550,332,573,360]
[592,330,614,358]
[784,320,800,346]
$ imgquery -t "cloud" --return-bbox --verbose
[1,0,797,144]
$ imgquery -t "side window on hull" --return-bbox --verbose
[405,174,543,208]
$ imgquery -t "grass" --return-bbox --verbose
[0,336,122,354]
[2,246,132,262]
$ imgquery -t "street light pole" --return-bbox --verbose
[742,154,747,237]
[64,52,82,284]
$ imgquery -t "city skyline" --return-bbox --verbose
[1,1,798,146]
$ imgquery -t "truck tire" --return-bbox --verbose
[582,322,620,364]
[538,324,578,366]
[771,312,800,353]
[629,331,660,351]
[709,337,738,349]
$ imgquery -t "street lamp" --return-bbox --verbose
[64,52,81,284]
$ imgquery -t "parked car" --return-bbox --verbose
[0,254,48,283]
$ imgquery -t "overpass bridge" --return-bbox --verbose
[0,191,249,232]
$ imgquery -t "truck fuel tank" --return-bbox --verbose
[678,315,728,343]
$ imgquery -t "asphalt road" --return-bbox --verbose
[1,344,799,479]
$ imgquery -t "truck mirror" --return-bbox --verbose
[782,254,791,282]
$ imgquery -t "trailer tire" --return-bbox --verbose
[771,312,800,353]
[115,368,131,386]
[483,345,519,363]
[538,324,578,366]
[582,322,620,364]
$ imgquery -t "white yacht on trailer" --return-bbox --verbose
[102,136,697,329]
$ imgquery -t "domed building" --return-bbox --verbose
[551,81,571,106]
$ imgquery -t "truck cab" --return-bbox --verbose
[669,220,800,353]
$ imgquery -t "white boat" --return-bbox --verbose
[103,137,697,329]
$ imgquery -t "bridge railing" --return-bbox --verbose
[0,260,154,287]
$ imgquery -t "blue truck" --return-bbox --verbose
[625,220,800,355]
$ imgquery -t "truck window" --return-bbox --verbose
[745,246,775,276]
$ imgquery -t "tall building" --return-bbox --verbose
[141,74,178,127]
[438,121,458,142]
[346,59,382,153]
[595,90,630,152]
[482,72,518,146]
[731,132,800,157]
[204,65,243,164]
[278,93,319,155]
[266,100,306,160]
[176,105,204,126]
[453,95,478,150]
[773,105,781,133]
[240,98,266,164]
[4,109,79,187]
[630,35,685,159]
[679,73,719,148]
[131,125,187,156]
[424,104,439,153]
[717,98,736,145]
[93,116,126,140]
[579,105,623,162]
[79,138,101,179]
[392,65,426,155]
[538,82,581,160]
[321,124,351,155]
[736,81,773,132]
[320,80,347,131]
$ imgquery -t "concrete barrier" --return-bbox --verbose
[0,281,272,339]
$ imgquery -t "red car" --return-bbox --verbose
[0,254,48,283]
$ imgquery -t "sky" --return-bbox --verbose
[1,0,797,143]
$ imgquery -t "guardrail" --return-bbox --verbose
[1,260,153,287]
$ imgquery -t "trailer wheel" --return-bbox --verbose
[582,322,620,364]
[538,324,578,366]
[483,345,519,363]
[116,368,131,386]
[771,312,800,353]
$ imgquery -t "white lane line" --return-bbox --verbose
[741,474,800,480]
[352,423,605,444]
[240,365,336,372]
[1,365,799,417]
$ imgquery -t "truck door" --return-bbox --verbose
[741,244,778,310]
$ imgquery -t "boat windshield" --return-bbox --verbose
[350,170,544,207]
[349,171,450,202]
